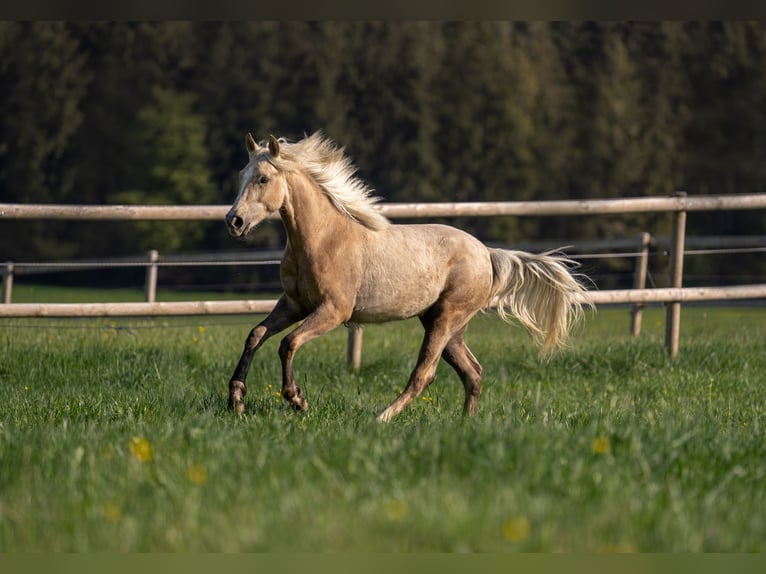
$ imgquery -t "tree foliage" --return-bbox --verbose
[1,22,765,285]
[113,87,216,253]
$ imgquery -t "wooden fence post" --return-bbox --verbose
[630,232,652,337]
[347,323,364,372]
[145,249,159,303]
[2,262,14,304]
[665,192,687,358]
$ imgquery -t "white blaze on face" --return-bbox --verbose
[235,162,258,206]
[226,160,262,237]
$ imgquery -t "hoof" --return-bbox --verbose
[377,410,394,423]
[228,380,247,414]
[284,386,309,412]
[291,398,309,412]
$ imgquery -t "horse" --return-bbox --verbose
[225,131,592,422]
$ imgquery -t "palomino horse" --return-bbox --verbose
[225,132,591,422]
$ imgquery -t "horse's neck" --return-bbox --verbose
[279,172,358,253]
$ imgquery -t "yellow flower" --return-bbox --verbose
[383,499,409,521]
[197,325,205,333]
[187,463,208,485]
[502,515,531,543]
[129,436,153,463]
[102,501,122,524]
[592,437,611,455]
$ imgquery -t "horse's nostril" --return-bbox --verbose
[230,215,243,230]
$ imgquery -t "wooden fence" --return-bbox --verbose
[2,193,766,363]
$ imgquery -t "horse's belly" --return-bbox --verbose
[351,279,443,323]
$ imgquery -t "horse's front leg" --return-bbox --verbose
[228,296,306,414]
[278,304,347,412]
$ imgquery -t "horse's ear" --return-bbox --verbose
[268,134,280,157]
[245,133,259,155]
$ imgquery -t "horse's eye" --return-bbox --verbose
[257,175,270,185]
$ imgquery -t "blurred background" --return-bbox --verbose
[1,22,764,293]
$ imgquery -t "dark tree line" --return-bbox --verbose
[1,22,765,287]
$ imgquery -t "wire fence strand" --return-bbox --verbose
[6,245,765,271]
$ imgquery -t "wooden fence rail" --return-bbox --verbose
[2,285,763,318]
[2,193,766,363]
[3,193,766,220]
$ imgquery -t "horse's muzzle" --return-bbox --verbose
[225,211,245,237]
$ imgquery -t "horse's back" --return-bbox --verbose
[350,223,493,323]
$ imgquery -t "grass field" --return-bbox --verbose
[1,291,765,551]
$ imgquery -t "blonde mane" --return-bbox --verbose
[269,132,389,231]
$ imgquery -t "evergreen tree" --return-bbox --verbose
[0,22,90,260]
[112,87,216,253]
[336,22,444,204]
[431,23,576,243]
[672,22,766,284]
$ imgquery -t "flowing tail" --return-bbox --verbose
[487,249,593,354]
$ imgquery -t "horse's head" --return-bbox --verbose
[225,133,287,239]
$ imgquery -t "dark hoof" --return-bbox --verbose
[284,386,309,412]
[291,398,309,412]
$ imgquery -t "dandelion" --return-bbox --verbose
[129,436,153,463]
[23,385,29,392]
[102,501,122,524]
[502,515,531,543]
[383,499,409,521]
[197,325,205,333]
[592,437,610,455]
[187,463,208,485]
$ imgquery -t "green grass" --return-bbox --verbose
[8,283,275,303]
[1,302,765,551]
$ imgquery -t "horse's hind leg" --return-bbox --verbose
[228,295,306,414]
[442,330,484,416]
[377,310,461,423]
